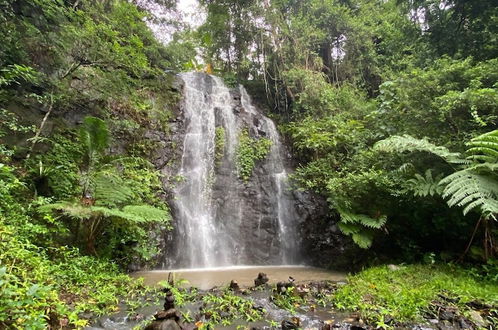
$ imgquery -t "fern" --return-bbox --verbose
[438,130,498,219]
[352,232,374,249]
[336,207,386,248]
[374,135,465,164]
[378,131,498,220]
[441,171,498,219]
[91,172,134,207]
[40,202,168,223]
[39,201,93,220]
[406,169,444,197]
[121,205,170,222]
[466,130,498,163]
[338,208,387,229]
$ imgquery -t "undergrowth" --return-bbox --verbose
[333,264,498,327]
[0,217,152,329]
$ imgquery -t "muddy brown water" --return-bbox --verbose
[132,265,347,289]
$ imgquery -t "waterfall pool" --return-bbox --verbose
[132,265,346,289]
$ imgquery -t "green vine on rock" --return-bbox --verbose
[236,129,272,182]
[215,126,226,166]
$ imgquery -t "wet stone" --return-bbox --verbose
[254,272,269,287]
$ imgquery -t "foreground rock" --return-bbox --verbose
[145,289,182,330]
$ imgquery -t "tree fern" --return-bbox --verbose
[40,202,169,223]
[374,135,465,164]
[441,171,498,219]
[91,172,134,207]
[39,116,170,254]
[377,130,498,221]
[39,201,93,220]
[466,130,498,163]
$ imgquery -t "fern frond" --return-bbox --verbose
[466,130,498,163]
[92,172,134,207]
[397,163,415,174]
[122,205,169,223]
[40,202,169,224]
[406,169,444,197]
[352,232,374,249]
[441,170,498,217]
[467,163,498,173]
[39,201,93,219]
[337,208,387,229]
[79,116,109,155]
[374,135,465,164]
[337,222,361,235]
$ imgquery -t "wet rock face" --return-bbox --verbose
[149,73,355,270]
[293,191,362,270]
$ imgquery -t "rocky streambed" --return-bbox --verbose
[85,266,491,330]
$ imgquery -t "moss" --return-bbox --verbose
[235,129,272,182]
[214,126,226,166]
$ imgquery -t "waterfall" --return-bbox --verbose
[166,72,301,269]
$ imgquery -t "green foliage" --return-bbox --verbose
[0,1,178,328]
[467,130,498,163]
[0,64,39,88]
[271,286,304,314]
[0,217,152,329]
[441,171,498,218]
[214,126,226,165]
[236,129,272,182]
[336,208,387,249]
[376,131,498,220]
[199,289,265,326]
[374,135,465,164]
[406,170,444,197]
[30,133,83,199]
[441,131,498,219]
[376,58,498,142]
[158,279,197,308]
[333,264,498,325]
[79,116,109,165]
[40,117,170,257]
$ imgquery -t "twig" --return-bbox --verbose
[26,94,54,161]
[458,216,482,262]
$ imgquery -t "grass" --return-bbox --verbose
[333,264,498,326]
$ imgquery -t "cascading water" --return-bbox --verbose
[166,72,301,269]
[239,87,299,265]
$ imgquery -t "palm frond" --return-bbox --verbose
[79,116,109,156]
